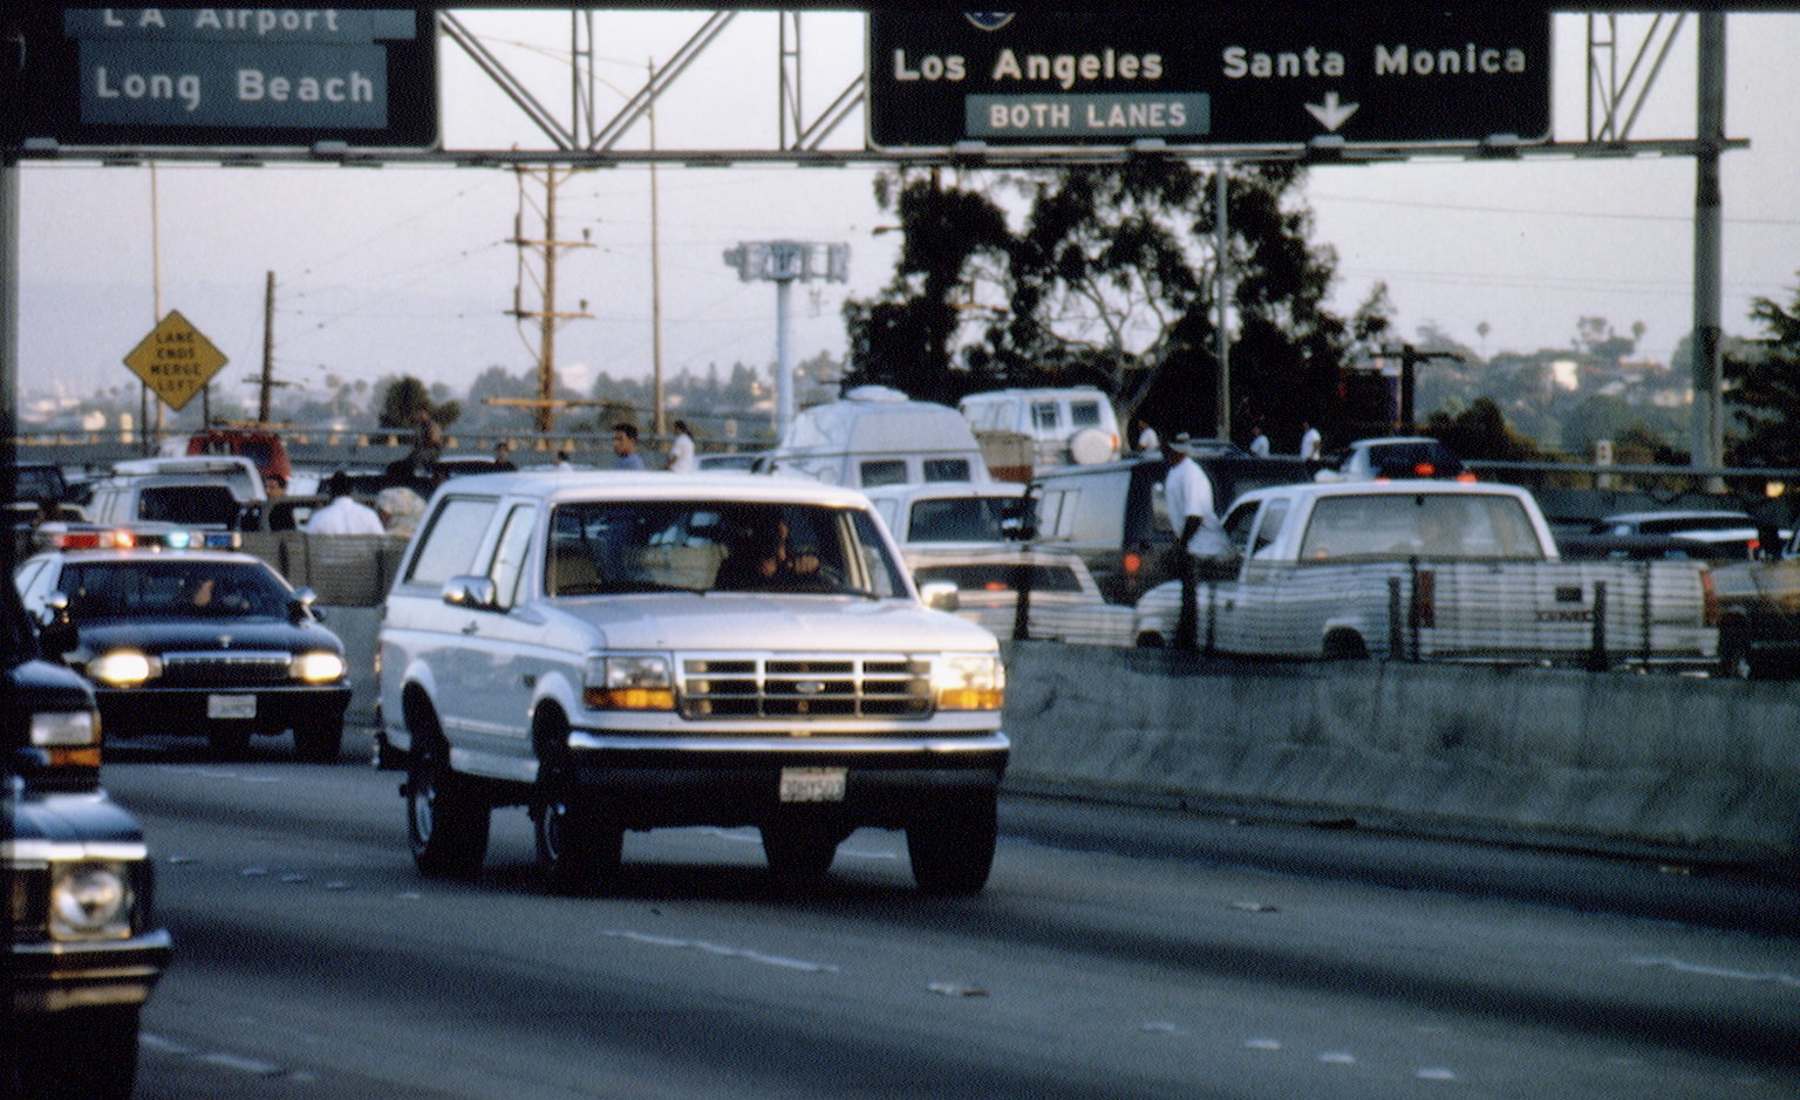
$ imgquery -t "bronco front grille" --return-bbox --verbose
[680,656,932,719]
[157,650,292,686]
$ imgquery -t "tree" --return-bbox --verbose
[1421,397,1543,462]
[375,374,455,430]
[1724,276,1800,466]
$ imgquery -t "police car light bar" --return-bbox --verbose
[34,524,240,551]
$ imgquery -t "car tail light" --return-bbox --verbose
[1122,551,1142,576]
[1413,462,1436,477]
[1455,471,1477,483]
[1702,569,1719,626]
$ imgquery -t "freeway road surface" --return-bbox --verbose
[101,729,1800,1100]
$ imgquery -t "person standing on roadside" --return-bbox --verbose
[1249,418,1271,457]
[306,471,385,536]
[612,423,646,470]
[1299,419,1323,462]
[667,420,698,473]
[1161,442,1233,650]
[1132,417,1160,455]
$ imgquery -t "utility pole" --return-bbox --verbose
[1692,12,1726,489]
[147,163,162,453]
[649,57,666,438]
[1214,164,1230,442]
[259,270,275,423]
[507,166,593,433]
[1383,344,1464,432]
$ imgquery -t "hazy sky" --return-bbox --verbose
[16,10,1800,407]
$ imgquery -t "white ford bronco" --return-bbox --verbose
[377,472,1009,894]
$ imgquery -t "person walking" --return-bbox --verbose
[1248,419,1271,457]
[612,423,646,470]
[492,440,517,471]
[306,471,385,536]
[667,420,698,473]
[1161,444,1233,650]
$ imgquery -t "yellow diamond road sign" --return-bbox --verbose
[124,310,229,412]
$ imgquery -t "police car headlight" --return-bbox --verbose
[292,651,346,684]
[88,650,161,687]
[934,654,1006,710]
[49,862,134,941]
[584,655,675,711]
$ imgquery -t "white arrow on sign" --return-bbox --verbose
[1305,91,1359,132]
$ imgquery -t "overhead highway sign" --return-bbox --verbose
[867,11,1552,151]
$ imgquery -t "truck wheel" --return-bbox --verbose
[534,784,623,896]
[761,821,842,883]
[406,729,490,879]
[293,717,344,763]
[907,793,998,896]
[1323,630,1369,660]
[1718,628,1754,680]
[10,1006,139,1100]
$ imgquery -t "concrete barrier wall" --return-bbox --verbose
[320,607,1800,862]
[1002,641,1800,861]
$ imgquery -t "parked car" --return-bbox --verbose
[695,450,768,473]
[1313,436,1471,483]
[1579,510,1778,562]
[87,454,269,531]
[3,575,172,1099]
[185,427,293,488]
[958,386,1121,473]
[1131,480,1718,667]
[767,385,994,489]
[1029,447,1312,605]
[16,524,353,760]
[908,546,1135,647]
[862,482,1032,549]
[377,471,1009,895]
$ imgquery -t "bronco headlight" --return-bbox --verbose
[935,654,1006,711]
[88,650,161,688]
[584,655,675,711]
[291,651,347,684]
[30,708,102,769]
[49,862,134,941]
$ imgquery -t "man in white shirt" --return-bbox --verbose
[1161,444,1233,650]
[667,419,698,473]
[1249,420,1271,456]
[1133,417,1159,454]
[1299,420,1323,462]
[305,472,385,536]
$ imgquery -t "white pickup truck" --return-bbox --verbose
[1132,480,1718,665]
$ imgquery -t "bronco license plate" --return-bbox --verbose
[207,694,256,719]
[779,767,846,803]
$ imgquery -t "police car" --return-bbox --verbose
[13,524,353,761]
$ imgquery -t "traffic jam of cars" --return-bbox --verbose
[9,397,1800,1092]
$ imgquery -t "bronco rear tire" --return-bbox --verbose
[907,793,998,896]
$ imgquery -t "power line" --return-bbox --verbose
[1307,189,1800,228]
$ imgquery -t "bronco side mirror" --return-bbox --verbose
[442,575,499,611]
[919,581,960,612]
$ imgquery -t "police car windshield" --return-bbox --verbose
[58,560,291,620]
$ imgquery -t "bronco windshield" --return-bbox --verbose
[547,501,910,599]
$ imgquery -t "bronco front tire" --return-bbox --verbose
[406,729,490,879]
[907,793,998,896]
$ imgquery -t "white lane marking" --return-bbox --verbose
[1244,1038,1282,1051]
[167,855,196,865]
[324,880,350,891]
[199,1052,286,1076]
[1318,1052,1357,1065]
[164,767,281,784]
[1138,1021,1179,1034]
[696,827,898,861]
[280,873,308,884]
[241,867,269,877]
[140,1032,193,1056]
[1416,1067,1458,1081]
[1628,955,1800,989]
[603,929,840,973]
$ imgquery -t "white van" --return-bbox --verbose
[958,387,1121,472]
[767,386,992,489]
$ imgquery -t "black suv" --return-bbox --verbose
[3,577,172,1099]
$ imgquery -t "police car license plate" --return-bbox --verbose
[779,767,846,803]
[207,694,256,720]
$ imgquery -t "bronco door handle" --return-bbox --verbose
[461,621,479,635]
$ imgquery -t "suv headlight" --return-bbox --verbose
[30,708,101,769]
[87,650,161,687]
[49,862,135,941]
[291,651,347,684]
[584,655,675,711]
[934,654,1006,710]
